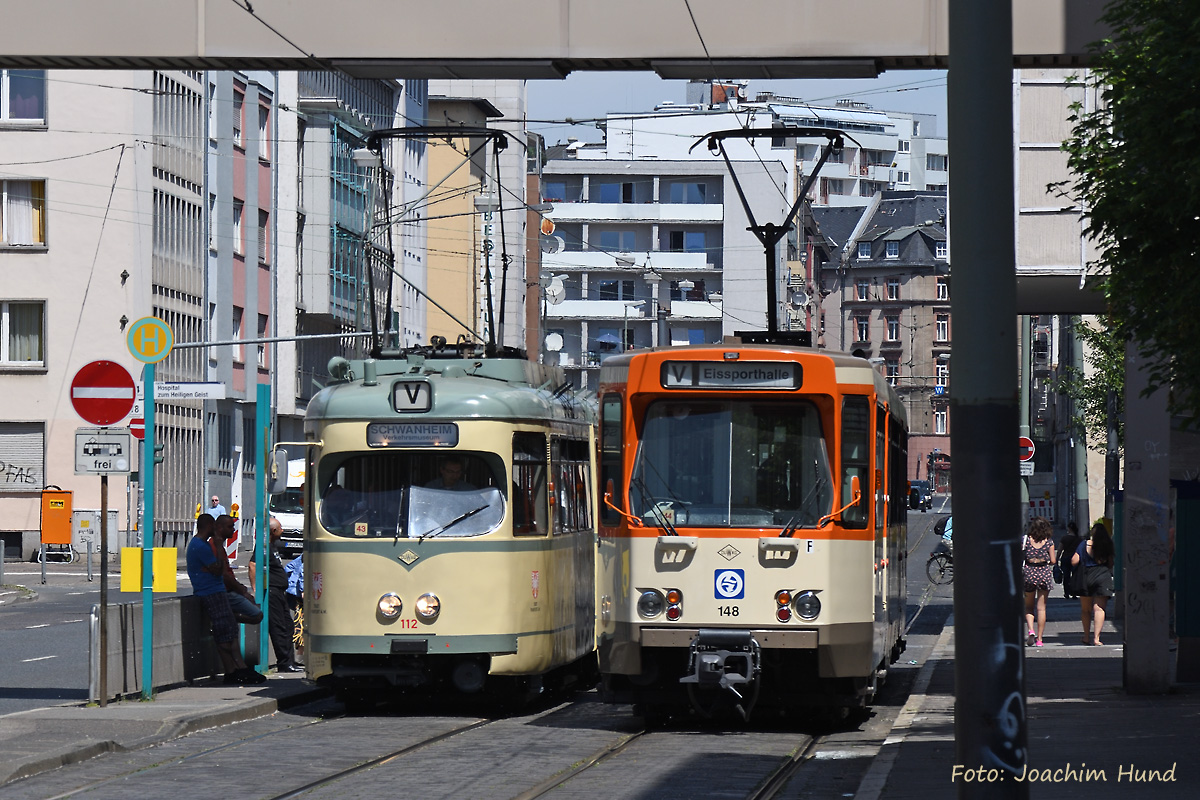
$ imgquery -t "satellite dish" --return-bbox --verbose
[545,332,564,352]
[790,290,809,306]
[545,285,566,305]
[540,235,565,255]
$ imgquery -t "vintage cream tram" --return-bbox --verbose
[298,348,597,707]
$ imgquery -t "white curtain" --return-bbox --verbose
[7,302,43,362]
[4,181,35,245]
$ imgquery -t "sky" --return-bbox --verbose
[526,70,948,146]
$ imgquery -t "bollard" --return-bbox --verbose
[87,540,94,582]
[41,543,46,585]
[1,545,5,588]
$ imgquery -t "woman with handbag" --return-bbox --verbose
[1022,517,1056,647]
[1072,522,1116,645]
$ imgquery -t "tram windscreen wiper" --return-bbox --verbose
[419,504,489,542]
[631,476,678,537]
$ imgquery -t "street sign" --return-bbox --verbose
[1018,436,1036,461]
[129,417,145,440]
[75,428,137,474]
[154,382,227,400]
[126,316,174,364]
[1020,461,1034,476]
[70,361,136,426]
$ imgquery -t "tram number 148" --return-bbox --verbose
[718,605,740,617]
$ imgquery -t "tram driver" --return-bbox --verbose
[424,456,477,492]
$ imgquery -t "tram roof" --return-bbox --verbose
[306,354,596,425]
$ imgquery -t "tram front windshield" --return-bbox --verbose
[317,451,506,539]
[631,400,833,529]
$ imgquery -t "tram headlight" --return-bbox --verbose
[792,590,821,621]
[377,592,403,619]
[637,589,665,619]
[415,592,441,622]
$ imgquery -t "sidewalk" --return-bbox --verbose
[0,672,326,786]
[858,596,1200,799]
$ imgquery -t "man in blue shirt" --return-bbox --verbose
[187,513,264,684]
[206,495,226,519]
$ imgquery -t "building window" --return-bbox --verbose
[857,242,871,259]
[856,279,869,301]
[885,241,899,259]
[232,306,244,362]
[855,315,870,343]
[898,139,910,153]
[208,193,217,251]
[597,182,634,203]
[258,104,270,160]
[544,181,567,202]
[232,88,244,147]
[232,200,243,255]
[936,314,950,342]
[896,170,910,184]
[936,363,949,387]
[207,82,217,141]
[926,184,948,192]
[1,179,46,246]
[598,230,636,252]
[668,182,707,204]
[1,69,45,123]
[936,240,948,260]
[257,313,269,369]
[887,277,900,299]
[668,230,706,254]
[596,279,636,301]
[926,154,948,171]
[913,120,921,137]
[821,178,845,196]
[936,277,949,300]
[885,358,899,385]
[886,314,900,341]
[0,301,44,366]
[257,209,269,263]
[934,408,947,435]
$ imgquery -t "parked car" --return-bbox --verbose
[910,480,933,512]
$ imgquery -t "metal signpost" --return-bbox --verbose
[126,316,174,700]
[70,360,137,708]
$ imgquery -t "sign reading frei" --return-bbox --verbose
[126,316,174,364]
[70,361,136,426]
[75,428,137,474]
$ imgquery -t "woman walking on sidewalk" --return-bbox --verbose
[1022,517,1056,647]
[1072,522,1116,645]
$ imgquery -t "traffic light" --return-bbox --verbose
[153,444,165,464]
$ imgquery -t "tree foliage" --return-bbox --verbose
[1057,0,1200,418]
[1054,317,1124,454]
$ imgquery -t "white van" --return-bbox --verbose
[269,458,305,558]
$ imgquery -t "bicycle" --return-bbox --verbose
[926,540,953,585]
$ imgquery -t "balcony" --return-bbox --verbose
[549,202,723,224]
[542,251,712,272]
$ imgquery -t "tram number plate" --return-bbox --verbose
[718,605,740,617]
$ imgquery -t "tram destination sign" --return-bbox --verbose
[661,361,800,390]
[367,422,459,448]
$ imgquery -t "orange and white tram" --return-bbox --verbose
[595,335,908,720]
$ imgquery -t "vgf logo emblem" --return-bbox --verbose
[126,316,174,364]
[714,569,744,600]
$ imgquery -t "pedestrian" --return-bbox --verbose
[1022,517,1056,647]
[186,514,264,684]
[424,456,477,491]
[1058,521,1081,599]
[207,495,227,519]
[248,517,302,672]
[1072,521,1116,645]
[212,515,263,626]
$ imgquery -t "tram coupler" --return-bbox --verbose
[680,629,762,696]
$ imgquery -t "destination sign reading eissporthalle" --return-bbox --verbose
[367,422,459,448]
[661,361,801,390]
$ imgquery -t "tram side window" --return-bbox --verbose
[513,432,548,535]
[552,437,593,535]
[599,394,623,525]
[840,396,870,529]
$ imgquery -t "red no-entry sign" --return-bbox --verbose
[1018,436,1036,462]
[71,360,136,427]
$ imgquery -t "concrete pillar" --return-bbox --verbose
[1122,341,1173,692]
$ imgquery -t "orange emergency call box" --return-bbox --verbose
[40,489,73,545]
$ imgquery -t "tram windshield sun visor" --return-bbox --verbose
[631,400,834,529]
[317,451,507,538]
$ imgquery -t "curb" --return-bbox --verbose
[0,685,331,787]
[0,585,37,607]
[854,619,954,800]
